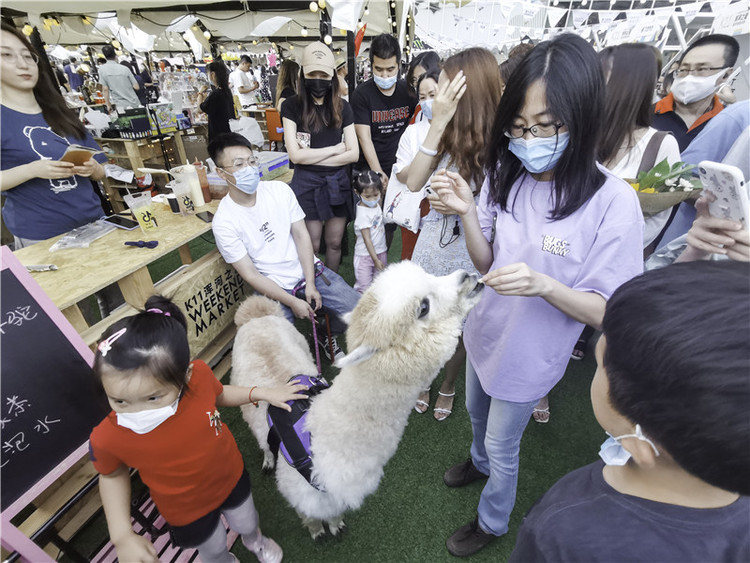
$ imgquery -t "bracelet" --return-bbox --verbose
[248,386,259,408]
[418,144,438,157]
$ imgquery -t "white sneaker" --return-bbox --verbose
[249,536,283,563]
[317,334,344,361]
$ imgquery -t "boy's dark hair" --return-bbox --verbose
[486,33,605,221]
[207,133,254,166]
[353,170,383,194]
[240,54,252,65]
[93,296,191,391]
[602,261,750,495]
[102,45,116,60]
[370,33,400,64]
[681,33,740,68]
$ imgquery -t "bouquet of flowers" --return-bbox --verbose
[628,159,703,216]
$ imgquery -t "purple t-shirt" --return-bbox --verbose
[1,106,107,240]
[464,167,643,402]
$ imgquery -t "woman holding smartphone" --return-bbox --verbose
[432,34,644,557]
[1,22,106,248]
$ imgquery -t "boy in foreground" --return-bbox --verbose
[511,261,750,562]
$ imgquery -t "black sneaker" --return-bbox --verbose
[318,334,344,361]
[446,517,496,557]
[444,458,489,488]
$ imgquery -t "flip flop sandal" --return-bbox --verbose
[532,407,550,424]
[434,391,455,421]
[570,339,586,361]
[414,388,430,414]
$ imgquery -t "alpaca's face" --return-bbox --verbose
[344,262,483,369]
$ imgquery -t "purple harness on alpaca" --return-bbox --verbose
[267,375,330,491]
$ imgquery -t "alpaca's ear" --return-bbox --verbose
[334,345,376,368]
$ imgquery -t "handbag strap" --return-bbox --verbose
[637,130,669,175]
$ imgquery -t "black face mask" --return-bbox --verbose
[305,77,332,99]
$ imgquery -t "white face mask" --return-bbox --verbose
[116,396,180,434]
[671,68,726,104]
[598,424,660,466]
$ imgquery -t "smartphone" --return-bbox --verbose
[59,144,103,166]
[196,211,214,223]
[698,161,749,231]
[103,215,139,230]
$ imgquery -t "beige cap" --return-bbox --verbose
[301,41,335,76]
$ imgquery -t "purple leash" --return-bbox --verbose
[310,312,323,377]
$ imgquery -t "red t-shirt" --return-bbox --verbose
[89,360,244,526]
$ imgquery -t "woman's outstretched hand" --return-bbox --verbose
[431,169,475,216]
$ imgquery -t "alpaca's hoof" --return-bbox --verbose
[303,518,326,540]
[327,518,346,536]
[261,451,276,473]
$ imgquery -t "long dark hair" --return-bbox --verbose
[206,61,231,99]
[486,33,605,220]
[93,295,191,392]
[298,68,343,133]
[276,59,299,107]
[598,44,658,165]
[1,23,87,140]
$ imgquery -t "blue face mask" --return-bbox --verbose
[598,424,660,466]
[230,165,261,195]
[508,132,570,174]
[420,98,434,121]
[360,197,380,208]
[374,74,397,91]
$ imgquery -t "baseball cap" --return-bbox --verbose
[301,42,335,77]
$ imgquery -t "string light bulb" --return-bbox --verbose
[357,20,364,29]
[290,44,294,50]
[324,34,332,45]
[339,28,347,36]
[301,27,308,36]
[22,24,33,35]
[112,40,121,49]
[364,6,369,15]
[203,30,211,39]
[318,0,326,8]
[309,1,318,13]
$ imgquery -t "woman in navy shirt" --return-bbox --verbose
[1,23,107,248]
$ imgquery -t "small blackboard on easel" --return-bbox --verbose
[0,246,109,560]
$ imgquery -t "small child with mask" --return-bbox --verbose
[510,261,750,562]
[353,170,387,293]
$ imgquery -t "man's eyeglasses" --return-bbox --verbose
[0,50,39,66]
[504,122,565,139]
[673,66,726,78]
[220,156,259,172]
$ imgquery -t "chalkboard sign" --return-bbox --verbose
[0,248,109,511]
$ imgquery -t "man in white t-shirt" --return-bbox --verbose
[209,133,359,358]
[229,55,259,108]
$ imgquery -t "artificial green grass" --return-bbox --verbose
[66,224,604,563]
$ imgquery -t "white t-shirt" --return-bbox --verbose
[607,127,681,247]
[229,68,254,107]
[354,204,387,256]
[212,181,306,289]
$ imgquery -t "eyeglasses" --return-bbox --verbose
[504,122,565,139]
[0,50,39,66]
[673,66,726,78]
[220,156,259,172]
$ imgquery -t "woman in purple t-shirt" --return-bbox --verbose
[432,34,644,557]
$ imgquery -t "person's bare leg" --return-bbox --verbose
[305,220,323,255]
[434,338,465,421]
[323,216,347,273]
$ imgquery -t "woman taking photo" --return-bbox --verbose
[406,48,503,421]
[432,34,643,557]
[197,61,235,143]
[281,42,358,272]
[1,22,107,249]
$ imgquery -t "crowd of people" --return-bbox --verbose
[2,20,748,563]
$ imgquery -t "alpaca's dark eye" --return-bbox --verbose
[417,298,430,319]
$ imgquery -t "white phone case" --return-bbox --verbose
[698,160,749,231]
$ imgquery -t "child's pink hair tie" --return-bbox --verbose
[146,308,171,317]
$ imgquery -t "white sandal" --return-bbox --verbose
[414,388,430,414]
[434,391,455,421]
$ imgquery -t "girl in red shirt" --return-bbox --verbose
[89,295,307,563]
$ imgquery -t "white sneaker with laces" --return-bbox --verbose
[247,536,283,563]
[317,334,344,361]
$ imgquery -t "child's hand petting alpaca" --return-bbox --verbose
[254,381,310,411]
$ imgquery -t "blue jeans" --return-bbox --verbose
[281,265,360,330]
[465,359,538,536]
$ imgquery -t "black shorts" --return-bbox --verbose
[168,470,252,548]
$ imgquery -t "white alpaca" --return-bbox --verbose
[230,261,483,538]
